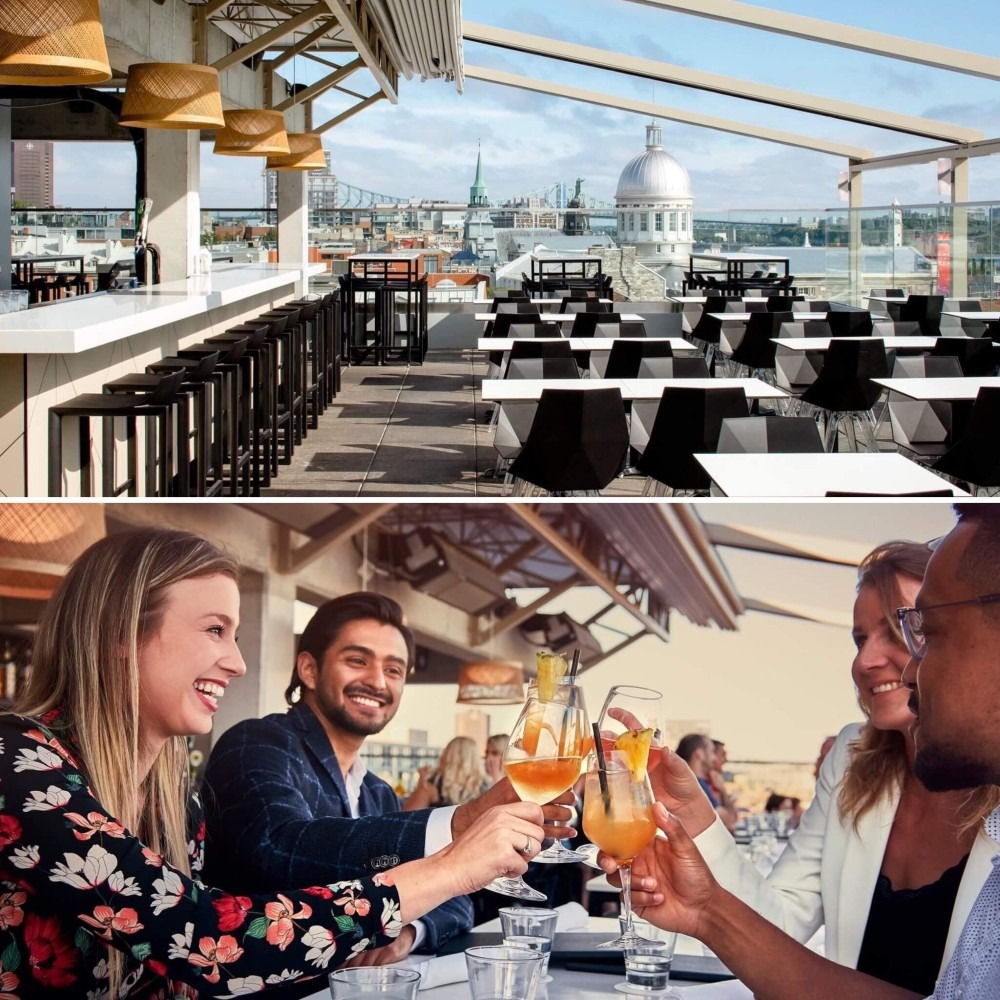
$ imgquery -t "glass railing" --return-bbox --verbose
[692,200,1000,304]
[12,202,1000,304]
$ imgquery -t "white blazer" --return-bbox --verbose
[694,722,994,975]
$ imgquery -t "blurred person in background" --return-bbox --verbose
[403,736,491,809]
[484,733,509,784]
[676,733,738,831]
[815,734,837,780]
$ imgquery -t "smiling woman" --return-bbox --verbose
[0,527,545,998]
[661,539,1000,997]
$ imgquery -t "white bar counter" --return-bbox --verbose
[0,263,323,496]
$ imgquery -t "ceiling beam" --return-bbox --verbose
[465,65,872,159]
[312,92,384,134]
[580,629,648,672]
[321,0,399,103]
[854,137,1000,172]
[213,5,328,72]
[473,577,580,646]
[463,23,979,144]
[506,506,671,643]
[266,21,339,71]
[626,0,1000,82]
[274,56,363,111]
[277,502,396,573]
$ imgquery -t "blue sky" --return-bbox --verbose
[56,0,1000,212]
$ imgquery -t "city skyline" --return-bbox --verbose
[52,0,1000,213]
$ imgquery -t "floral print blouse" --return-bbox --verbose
[0,711,403,998]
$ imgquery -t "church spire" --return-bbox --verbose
[469,142,489,207]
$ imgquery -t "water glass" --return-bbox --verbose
[617,918,680,996]
[328,966,421,998]
[499,906,558,981]
[465,944,543,1000]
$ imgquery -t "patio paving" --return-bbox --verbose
[260,348,645,497]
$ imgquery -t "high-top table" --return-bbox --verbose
[0,262,323,496]
[695,452,965,497]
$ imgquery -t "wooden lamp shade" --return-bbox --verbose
[119,63,225,129]
[0,504,106,600]
[265,133,327,170]
[0,0,111,86]
[456,661,525,705]
[213,109,289,156]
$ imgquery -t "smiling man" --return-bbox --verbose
[201,591,572,988]
[616,503,1000,1000]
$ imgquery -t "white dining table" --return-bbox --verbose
[772,336,949,351]
[707,312,829,323]
[481,377,787,403]
[694,452,966,497]
[302,916,743,1000]
[942,310,1000,321]
[474,298,614,306]
[476,337,697,353]
[871,376,1000,400]
[475,313,643,323]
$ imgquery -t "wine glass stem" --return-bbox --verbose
[619,862,635,936]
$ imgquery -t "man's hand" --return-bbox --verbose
[345,924,416,966]
[600,803,718,939]
[452,779,575,841]
[648,747,717,837]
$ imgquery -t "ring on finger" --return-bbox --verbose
[521,836,533,856]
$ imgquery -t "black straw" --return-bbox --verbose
[592,722,611,812]
[569,648,581,680]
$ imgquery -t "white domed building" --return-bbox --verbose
[615,122,693,279]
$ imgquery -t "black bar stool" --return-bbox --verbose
[256,310,301,464]
[48,370,186,496]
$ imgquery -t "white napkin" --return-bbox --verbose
[553,901,590,933]
[392,950,468,992]
[675,981,753,998]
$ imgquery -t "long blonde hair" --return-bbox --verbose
[838,540,1000,834]
[435,736,488,805]
[14,527,238,988]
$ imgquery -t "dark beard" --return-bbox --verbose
[315,689,392,738]
[915,742,999,791]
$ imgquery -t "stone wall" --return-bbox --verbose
[589,246,667,301]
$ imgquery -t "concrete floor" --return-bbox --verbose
[260,349,645,497]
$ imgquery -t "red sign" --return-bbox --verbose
[937,232,951,295]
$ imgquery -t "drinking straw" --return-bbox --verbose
[592,722,611,812]
[569,648,581,680]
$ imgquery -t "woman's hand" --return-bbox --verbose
[647,747,718,837]
[401,766,441,811]
[442,801,546,895]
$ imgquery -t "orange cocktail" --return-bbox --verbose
[506,756,584,806]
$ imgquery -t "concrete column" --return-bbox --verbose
[847,161,863,305]
[1,101,11,291]
[950,157,969,298]
[145,130,200,283]
[277,168,309,294]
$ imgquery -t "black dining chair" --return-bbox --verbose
[931,386,1000,494]
[633,386,749,495]
[716,415,825,454]
[505,388,630,496]
[799,339,889,451]
[604,340,673,379]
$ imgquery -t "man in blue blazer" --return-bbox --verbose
[203,592,567,968]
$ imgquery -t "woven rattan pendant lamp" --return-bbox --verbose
[214,109,289,156]
[0,0,111,86]
[119,63,225,129]
[265,132,326,170]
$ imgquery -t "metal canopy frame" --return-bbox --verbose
[248,502,744,673]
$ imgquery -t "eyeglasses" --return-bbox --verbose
[896,593,1000,659]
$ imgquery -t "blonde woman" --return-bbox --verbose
[0,527,544,998]
[404,737,492,810]
[642,540,1000,996]
[484,733,509,784]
